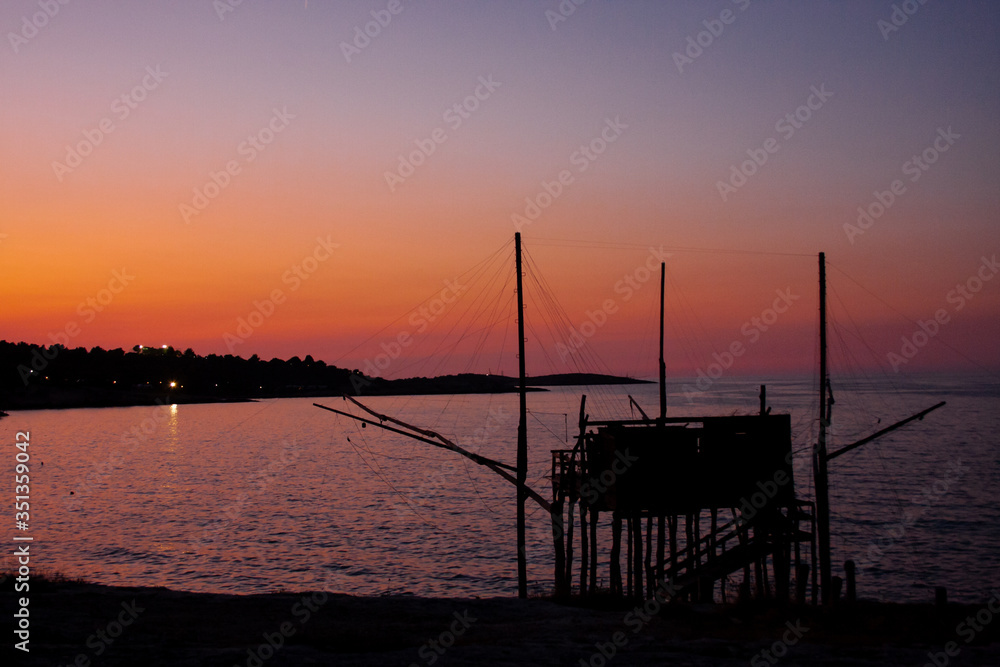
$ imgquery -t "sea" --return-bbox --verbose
[3,372,998,603]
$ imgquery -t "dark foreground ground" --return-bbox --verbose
[4,578,1000,666]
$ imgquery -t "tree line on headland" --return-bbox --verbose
[0,340,646,410]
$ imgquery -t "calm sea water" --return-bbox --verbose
[3,373,998,602]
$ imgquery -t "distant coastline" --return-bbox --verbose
[0,340,648,412]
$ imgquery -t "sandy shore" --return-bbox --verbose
[5,578,1000,666]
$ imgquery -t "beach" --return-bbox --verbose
[7,577,1000,666]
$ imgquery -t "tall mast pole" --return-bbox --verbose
[515,233,528,599]
[814,251,831,603]
[658,262,666,423]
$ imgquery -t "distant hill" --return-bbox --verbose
[353,372,649,397]
[0,341,647,410]
[528,373,652,387]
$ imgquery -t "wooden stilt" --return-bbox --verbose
[845,560,856,604]
[645,515,653,598]
[735,508,752,599]
[656,515,665,587]
[685,513,694,601]
[796,564,810,605]
[611,514,623,596]
[794,510,802,599]
[626,517,634,598]
[565,500,575,588]
[761,551,771,599]
[552,498,567,598]
[706,508,718,603]
[579,503,588,596]
[754,526,765,599]
[810,511,818,604]
[669,514,678,586]
[633,515,644,600]
[589,510,598,593]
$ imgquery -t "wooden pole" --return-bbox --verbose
[552,498,566,598]
[814,251,832,603]
[611,514,623,596]
[589,510,598,593]
[826,401,946,461]
[845,560,856,604]
[515,232,528,599]
[579,503,589,595]
[685,513,695,600]
[645,516,653,598]
[669,514,678,585]
[693,510,703,601]
[565,500,575,589]
[796,564,810,605]
[632,516,643,599]
[314,403,550,510]
[626,517,633,597]
[656,515,665,589]
[659,262,667,423]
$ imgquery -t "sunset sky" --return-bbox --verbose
[2,0,998,379]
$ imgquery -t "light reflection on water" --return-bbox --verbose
[3,374,997,602]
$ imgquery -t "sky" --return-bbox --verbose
[1,0,998,381]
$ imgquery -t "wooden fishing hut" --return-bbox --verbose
[550,397,815,602]
[548,257,815,603]
[316,241,945,605]
[548,252,942,604]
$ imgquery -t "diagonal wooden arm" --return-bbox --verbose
[314,401,551,512]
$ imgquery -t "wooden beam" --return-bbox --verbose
[314,402,550,512]
[826,402,945,461]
